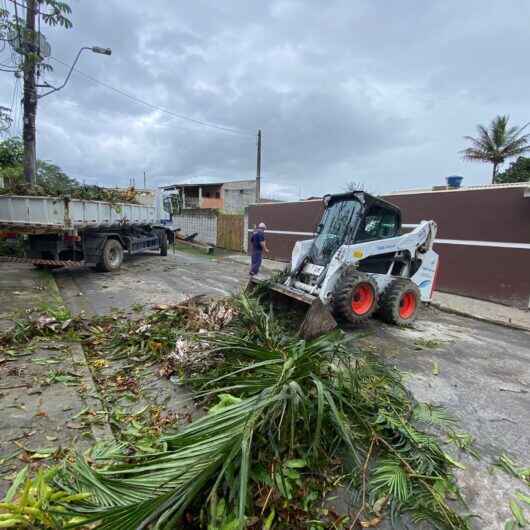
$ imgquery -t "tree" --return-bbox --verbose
[344,180,368,193]
[0,137,24,168]
[37,159,78,192]
[0,136,77,189]
[494,156,530,184]
[461,115,530,183]
[1,1,73,184]
[0,137,24,185]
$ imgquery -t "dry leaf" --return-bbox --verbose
[361,516,382,528]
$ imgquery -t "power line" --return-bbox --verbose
[49,56,254,137]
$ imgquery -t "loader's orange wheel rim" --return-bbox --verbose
[399,291,417,319]
[351,283,375,315]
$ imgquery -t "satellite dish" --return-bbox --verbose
[7,28,51,59]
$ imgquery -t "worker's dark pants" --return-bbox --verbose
[250,251,262,275]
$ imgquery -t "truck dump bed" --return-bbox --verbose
[0,195,157,233]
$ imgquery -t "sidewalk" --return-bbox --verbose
[226,253,287,273]
[432,291,530,332]
[226,254,530,332]
[0,263,112,497]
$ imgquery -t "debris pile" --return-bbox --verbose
[2,294,526,529]
[0,182,141,204]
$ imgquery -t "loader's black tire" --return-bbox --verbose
[334,269,378,323]
[159,231,168,256]
[95,239,124,272]
[379,279,421,325]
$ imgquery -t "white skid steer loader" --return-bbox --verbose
[250,191,439,338]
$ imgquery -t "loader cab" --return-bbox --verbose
[309,192,401,266]
[355,198,401,242]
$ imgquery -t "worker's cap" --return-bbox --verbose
[258,222,267,229]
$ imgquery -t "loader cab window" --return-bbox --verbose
[310,199,362,265]
[356,205,399,242]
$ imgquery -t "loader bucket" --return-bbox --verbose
[246,278,337,339]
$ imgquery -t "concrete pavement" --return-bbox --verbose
[0,263,111,498]
[432,291,530,332]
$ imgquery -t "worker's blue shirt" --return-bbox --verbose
[250,230,265,253]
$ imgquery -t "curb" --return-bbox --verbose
[70,343,115,443]
[49,273,115,443]
[430,302,530,333]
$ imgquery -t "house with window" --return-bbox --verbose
[161,179,257,214]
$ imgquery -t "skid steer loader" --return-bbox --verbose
[250,191,439,338]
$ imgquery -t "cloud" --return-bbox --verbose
[2,0,530,196]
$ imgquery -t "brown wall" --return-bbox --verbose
[384,187,530,307]
[248,200,324,261]
[432,244,530,307]
[247,187,530,308]
[384,187,530,243]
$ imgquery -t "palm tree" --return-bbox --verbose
[461,115,530,183]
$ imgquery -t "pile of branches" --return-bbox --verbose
[0,182,141,204]
[85,298,235,368]
[9,295,475,530]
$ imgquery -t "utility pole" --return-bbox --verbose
[256,128,261,202]
[143,170,146,189]
[22,0,38,184]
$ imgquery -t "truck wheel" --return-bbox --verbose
[379,279,421,325]
[159,231,168,256]
[334,269,378,323]
[96,239,124,272]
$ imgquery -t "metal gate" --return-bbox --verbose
[216,214,244,251]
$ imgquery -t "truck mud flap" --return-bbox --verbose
[0,256,84,268]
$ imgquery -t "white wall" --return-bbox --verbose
[172,211,217,245]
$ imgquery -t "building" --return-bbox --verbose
[161,179,256,214]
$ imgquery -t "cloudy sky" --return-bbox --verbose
[1,1,530,199]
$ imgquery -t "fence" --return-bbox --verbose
[171,210,218,245]
[217,214,244,251]
[247,184,530,308]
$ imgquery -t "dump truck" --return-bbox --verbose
[251,191,439,338]
[0,189,180,271]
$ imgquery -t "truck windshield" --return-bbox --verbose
[309,199,361,266]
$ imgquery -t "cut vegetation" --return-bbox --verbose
[0,294,528,529]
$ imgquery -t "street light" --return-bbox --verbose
[38,46,112,99]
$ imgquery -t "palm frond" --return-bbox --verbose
[34,294,475,529]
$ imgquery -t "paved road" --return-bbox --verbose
[54,250,249,316]
[53,249,530,529]
[364,308,530,528]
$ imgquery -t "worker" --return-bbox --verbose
[249,222,269,276]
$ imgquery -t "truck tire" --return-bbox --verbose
[96,239,124,272]
[333,268,378,323]
[159,231,168,256]
[379,279,421,325]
